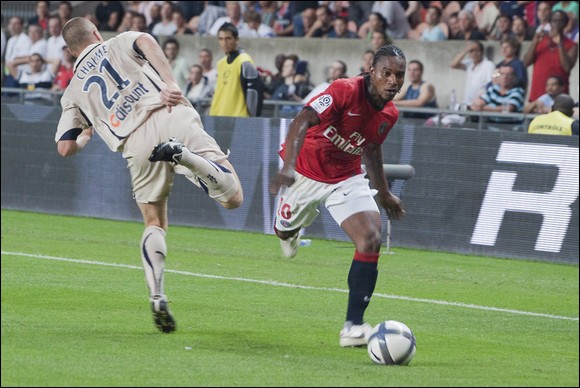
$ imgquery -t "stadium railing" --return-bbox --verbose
[1,87,540,131]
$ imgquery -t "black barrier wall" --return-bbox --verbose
[1,103,578,263]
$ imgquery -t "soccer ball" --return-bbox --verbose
[367,320,416,366]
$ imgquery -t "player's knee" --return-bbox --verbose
[219,189,243,209]
[356,230,382,252]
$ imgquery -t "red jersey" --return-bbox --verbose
[280,76,400,184]
[528,35,575,102]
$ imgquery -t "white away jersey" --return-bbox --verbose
[55,31,189,151]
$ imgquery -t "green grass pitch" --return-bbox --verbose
[1,210,578,386]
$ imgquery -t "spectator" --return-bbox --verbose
[50,45,74,91]
[258,1,279,28]
[552,1,579,37]
[209,22,263,117]
[271,2,293,36]
[28,1,50,32]
[371,1,410,39]
[58,1,73,26]
[535,1,552,34]
[450,40,496,106]
[357,12,387,41]
[302,59,348,102]
[173,9,194,35]
[146,3,161,33]
[440,1,463,25]
[305,5,334,38]
[7,53,54,102]
[393,59,438,119]
[291,7,317,37]
[129,12,148,32]
[404,1,424,30]
[3,16,32,88]
[474,1,499,37]
[116,10,134,32]
[511,15,533,42]
[184,64,212,106]
[456,10,487,40]
[151,1,177,37]
[528,93,579,135]
[198,47,217,90]
[499,1,527,19]
[488,14,514,41]
[208,1,248,37]
[196,2,227,36]
[471,63,525,123]
[360,49,374,73]
[271,57,312,114]
[134,1,156,26]
[327,16,358,38]
[176,1,205,26]
[46,15,66,62]
[95,1,125,32]
[284,1,319,36]
[26,24,48,59]
[446,11,462,40]
[264,52,294,97]
[495,37,527,90]
[240,9,274,38]
[409,5,448,41]
[524,76,565,113]
[370,30,392,52]
[523,10,578,102]
[162,37,190,91]
[347,0,373,33]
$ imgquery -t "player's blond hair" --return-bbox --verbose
[62,17,99,54]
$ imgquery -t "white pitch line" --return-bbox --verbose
[2,250,578,322]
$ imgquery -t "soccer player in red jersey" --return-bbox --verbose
[269,45,407,347]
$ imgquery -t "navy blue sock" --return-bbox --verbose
[346,251,379,325]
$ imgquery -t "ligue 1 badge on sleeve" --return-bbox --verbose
[311,94,333,114]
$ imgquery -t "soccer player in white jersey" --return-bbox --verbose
[55,17,244,333]
[270,45,407,347]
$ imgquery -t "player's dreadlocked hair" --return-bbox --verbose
[372,45,406,68]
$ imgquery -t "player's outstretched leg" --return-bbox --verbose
[149,138,237,203]
[141,225,176,333]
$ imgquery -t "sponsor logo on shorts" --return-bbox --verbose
[280,220,292,228]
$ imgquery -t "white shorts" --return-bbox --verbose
[122,104,228,203]
[274,172,380,231]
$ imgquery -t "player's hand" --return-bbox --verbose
[160,86,183,113]
[378,192,406,220]
[269,170,296,195]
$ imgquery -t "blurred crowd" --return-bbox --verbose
[1,1,578,124]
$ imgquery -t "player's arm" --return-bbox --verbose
[363,143,405,220]
[134,33,182,111]
[269,108,320,194]
[57,127,94,157]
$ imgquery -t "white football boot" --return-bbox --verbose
[280,233,300,258]
[339,321,373,347]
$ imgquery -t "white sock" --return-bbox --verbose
[178,148,237,200]
[140,226,167,298]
